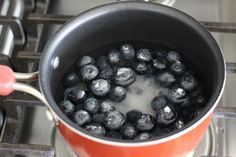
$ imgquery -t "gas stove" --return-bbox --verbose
[0,0,236,157]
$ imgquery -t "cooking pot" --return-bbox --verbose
[0,2,225,157]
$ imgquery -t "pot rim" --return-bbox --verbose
[39,1,226,147]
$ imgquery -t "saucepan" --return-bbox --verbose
[0,2,225,157]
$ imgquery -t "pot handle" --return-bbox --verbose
[0,65,58,124]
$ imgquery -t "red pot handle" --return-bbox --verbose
[0,65,16,96]
[0,65,58,123]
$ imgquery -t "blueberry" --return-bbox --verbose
[63,72,79,87]
[191,108,203,119]
[99,67,114,81]
[64,87,87,104]
[156,105,177,126]
[77,56,95,67]
[92,113,105,123]
[133,62,148,75]
[153,58,167,70]
[189,87,202,98]
[151,96,167,111]
[152,127,173,136]
[126,110,143,124]
[135,132,152,140]
[59,100,75,115]
[97,56,111,70]
[136,114,155,131]
[80,64,99,82]
[179,97,190,108]
[104,111,125,130]
[153,49,166,58]
[90,79,111,96]
[179,73,197,91]
[158,87,170,97]
[84,97,100,114]
[108,49,121,64]
[179,106,195,120]
[193,95,206,107]
[115,67,136,87]
[100,99,115,113]
[106,131,122,139]
[157,71,176,87]
[109,86,127,102]
[167,87,187,104]
[170,62,185,74]
[180,106,201,122]
[120,44,135,60]
[174,119,184,129]
[136,49,152,62]
[84,123,106,136]
[166,51,181,63]
[73,110,91,126]
[121,124,138,139]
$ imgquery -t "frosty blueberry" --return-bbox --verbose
[135,132,152,140]
[73,110,91,126]
[104,111,125,130]
[77,56,95,68]
[100,99,115,113]
[80,64,99,81]
[63,72,79,87]
[152,58,167,70]
[180,73,197,91]
[120,44,135,60]
[64,87,87,104]
[133,62,148,74]
[166,51,181,63]
[136,49,152,62]
[121,124,138,139]
[109,86,127,102]
[156,105,177,126]
[157,71,176,87]
[84,123,106,136]
[84,97,100,114]
[151,96,168,111]
[115,67,136,87]
[136,114,155,131]
[99,67,114,81]
[108,49,121,64]
[90,79,111,96]
[59,100,75,115]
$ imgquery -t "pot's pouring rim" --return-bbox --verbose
[39,1,226,146]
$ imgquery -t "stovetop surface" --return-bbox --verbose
[0,0,236,157]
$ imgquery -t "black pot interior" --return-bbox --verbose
[40,2,225,142]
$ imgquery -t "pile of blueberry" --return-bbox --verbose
[60,44,206,141]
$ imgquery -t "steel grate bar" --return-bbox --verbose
[17,51,42,61]
[27,14,72,24]
[0,16,26,45]
[213,107,236,119]
[26,14,236,33]
[201,21,236,33]
[226,62,236,73]
[0,143,54,157]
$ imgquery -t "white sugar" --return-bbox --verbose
[114,75,160,116]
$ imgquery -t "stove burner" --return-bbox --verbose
[51,124,215,157]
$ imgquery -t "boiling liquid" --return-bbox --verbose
[114,75,160,116]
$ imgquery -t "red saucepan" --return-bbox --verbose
[0,2,225,157]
